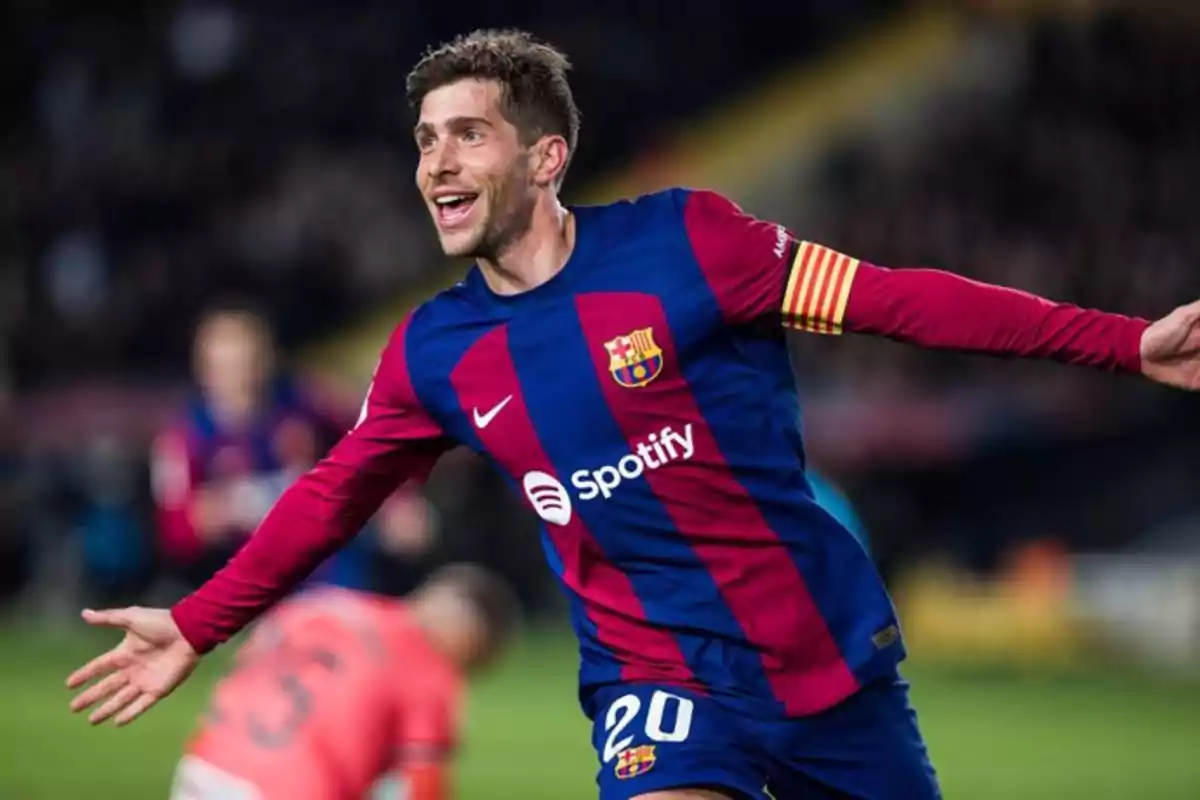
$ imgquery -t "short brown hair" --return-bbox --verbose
[406,29,580,185]
[423,562,520,660]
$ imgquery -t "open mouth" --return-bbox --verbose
[433,193,479,228]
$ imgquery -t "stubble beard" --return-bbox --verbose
[460,156,536,263]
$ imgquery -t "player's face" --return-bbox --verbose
[195,315,271,412]
[415,78,534,259]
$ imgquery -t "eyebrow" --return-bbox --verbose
[413,116,495,137]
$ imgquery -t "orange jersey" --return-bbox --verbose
[182,587,463,800]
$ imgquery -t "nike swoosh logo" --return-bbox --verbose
[472,395,513,429]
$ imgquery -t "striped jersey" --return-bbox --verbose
[360,188,901,718]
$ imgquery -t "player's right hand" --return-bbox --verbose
[65,606,200,726]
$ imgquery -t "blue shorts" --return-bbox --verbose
[589,674,940,800]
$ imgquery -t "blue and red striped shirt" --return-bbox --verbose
[172,187,1148,718]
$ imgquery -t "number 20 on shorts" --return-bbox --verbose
[603,690,695,763]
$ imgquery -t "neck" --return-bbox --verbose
[478,194,574,296]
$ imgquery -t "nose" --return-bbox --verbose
[426,140,460,180]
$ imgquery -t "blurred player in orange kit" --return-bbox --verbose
[167,564,519,800]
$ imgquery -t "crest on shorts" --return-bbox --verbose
[605,328,664,388]
[614,744,657,779]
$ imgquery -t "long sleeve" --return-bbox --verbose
[678,187,1148,373]
[838,261,1149,372]
[170,317,453,654]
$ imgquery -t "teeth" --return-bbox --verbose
[435,195,473,206]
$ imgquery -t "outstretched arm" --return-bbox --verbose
[66,316,454,724]
[800,242,1200,388]
[832,258,1147,372]
[681,188,1200,388]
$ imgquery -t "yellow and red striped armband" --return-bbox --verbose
[781,241,860,335]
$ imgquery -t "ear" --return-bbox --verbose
[531,134,570,188]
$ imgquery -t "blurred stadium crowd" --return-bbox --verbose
[0,1,1197,668]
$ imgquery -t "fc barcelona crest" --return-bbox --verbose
[614,745,656,779]
[605,327,664,388]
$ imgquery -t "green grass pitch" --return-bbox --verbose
[1,625,1198,798]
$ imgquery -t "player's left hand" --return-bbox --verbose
[1141,299,1200,390]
